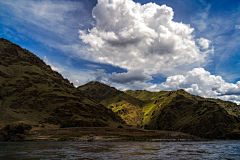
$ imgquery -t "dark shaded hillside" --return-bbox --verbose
[78,81,122,103]
[207,98,240,118]
[78,81,143,126]
[0,38,125,128]
[125,89,240,139]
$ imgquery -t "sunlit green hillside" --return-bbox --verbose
[125,89,240,138]
[80,82,240,139]
[78,81,143,126]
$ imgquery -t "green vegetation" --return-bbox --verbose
[207,98,240,118]
[4,124,10,131]
[79,82,240,139]
[58,137,69,141]
[4,123,26,134]
[1,123,34,141]
[78,81,143,126]
[0,38,125,129]
[117,125,123,128]
[24,137,36,141]
[125,89,240,139]
[60,123,73,128]
[15,123,25,134]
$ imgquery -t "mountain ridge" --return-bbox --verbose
[78,81,143,126]
[79,81,240,139]
[1,38,240,140]
[0,38,125,129]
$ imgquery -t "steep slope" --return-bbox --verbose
[125,89,240,139]
[0,38,125,128]
[207,98,240,118]
[78,81,143,126]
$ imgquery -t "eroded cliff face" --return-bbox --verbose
[0,38,125,129]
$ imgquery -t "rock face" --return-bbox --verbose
[79,82,240,139]
[0,38,125,128]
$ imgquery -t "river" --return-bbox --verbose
[0,140,240,159]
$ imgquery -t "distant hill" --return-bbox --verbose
[0,38,125,128]
[79,82,240,139]
[125,89,240,139]
[78,81,143,126]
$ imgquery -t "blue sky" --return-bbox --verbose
[1,0,240,103]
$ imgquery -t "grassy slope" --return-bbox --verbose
[78,81,143,126]
[78,82,240,139]
[0,38,125,128]
[125,90,180,126]
[207,98,240,118]
[125,89,240,139]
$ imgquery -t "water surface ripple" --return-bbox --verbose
[0,140,240,159]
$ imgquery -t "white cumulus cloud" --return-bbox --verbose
[197,37,211,49]
[91,67,240,104]
[235,25,240,29]
[79,0,212,76]
[157,68,240,103]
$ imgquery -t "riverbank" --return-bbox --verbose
[0,124,206,142]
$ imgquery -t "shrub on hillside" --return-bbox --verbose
[117,125,123,128]
[60,123,73,128]
[14,123,25,134]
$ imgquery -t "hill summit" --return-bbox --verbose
[78,81,143,126]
